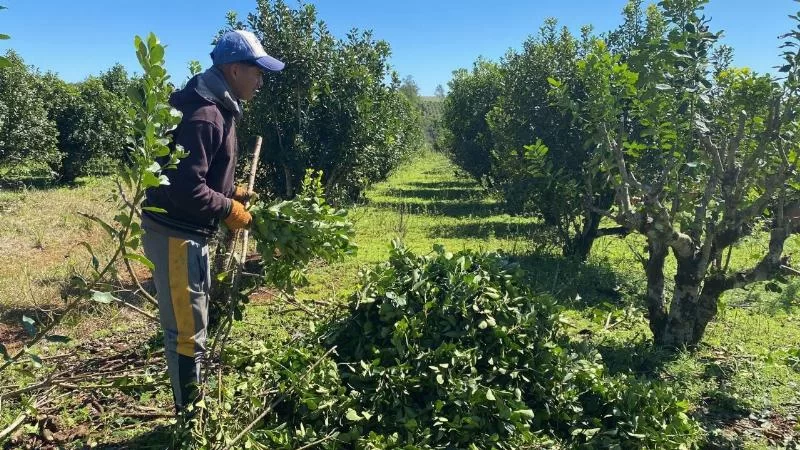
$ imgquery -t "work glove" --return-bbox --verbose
[233,186,258,204]
[224,200,252,230]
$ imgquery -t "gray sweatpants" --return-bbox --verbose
[142,218,210,412]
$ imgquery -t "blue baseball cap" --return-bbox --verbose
[211,30,285,72]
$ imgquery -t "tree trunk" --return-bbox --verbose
[645,241,668,340]
[569,210,602,262]
[567,189,622,261]
[650,225,793,348]
[281,161,294,198]
[567,189,620,261]
[655,255,717,348]
[324,164,343,194]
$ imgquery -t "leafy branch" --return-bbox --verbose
[0,33,185,373]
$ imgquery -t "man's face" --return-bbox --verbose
[231,63,264,101]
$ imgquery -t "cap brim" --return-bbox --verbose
[253,55,285,72]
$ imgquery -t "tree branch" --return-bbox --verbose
[699,134,723,174]
[603,123,638,218]
[121,248,158,307]
[725,112,747,170]
[691,169,718,243]
[710,226,792,294]
[596,226,629,237]
[222,346,338,450]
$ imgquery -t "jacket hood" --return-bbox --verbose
[169,76,214,112]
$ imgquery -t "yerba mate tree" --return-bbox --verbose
[551,0,800,347]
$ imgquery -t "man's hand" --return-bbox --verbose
[233,186,258,204]
[224,200,252,230]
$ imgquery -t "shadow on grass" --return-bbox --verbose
[96,424,174,450]
[368,177,499,218]
[0,277,157,337]
[512,252,641,309]
[594,337,758,448]
[696,361,756,449]
[384,187,481,202]
[406,180,478,190]
[0,177,58,190]
[432,221,544,240]
[367,200,501,218]
[765,280,800,315]
[595,339,679,376]
[0,306,58,329]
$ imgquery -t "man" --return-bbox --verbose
[141,30,284,414]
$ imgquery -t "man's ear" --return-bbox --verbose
[219,62,240,82]
[227,63,240,80]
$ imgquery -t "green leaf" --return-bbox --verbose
[345,408,362,421]
[150,44,165,65]
[127,84,143,105]
[91,291,116,304]
[0,34,9,40]
[547,77,562,88]
[22,315,36,336]
[45,335,72,343]
[142,171,161,188]
[142,206,168,214]
[485,389,496,401]
[78,213,118,239]
[79,242,100,272]
[511,409,535,419]
[28,352,42,368]
[125,253,155,270]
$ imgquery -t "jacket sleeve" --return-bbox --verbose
[164,120,232,221]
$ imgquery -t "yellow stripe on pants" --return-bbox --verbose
[168,237,196,357]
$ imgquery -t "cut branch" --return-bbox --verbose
[222,346,338,450]
[240,136,264,265]
[0,410,27,441]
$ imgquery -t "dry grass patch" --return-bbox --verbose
[0,178,126,341]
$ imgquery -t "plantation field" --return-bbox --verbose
[2,150,800,448]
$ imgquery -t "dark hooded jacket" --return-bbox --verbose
[142,75,239,238]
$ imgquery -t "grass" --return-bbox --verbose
[2,149,800,448]
[0,178,144,349]
[298,152,538,299]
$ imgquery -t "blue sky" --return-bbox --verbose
[0,1,795,95]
